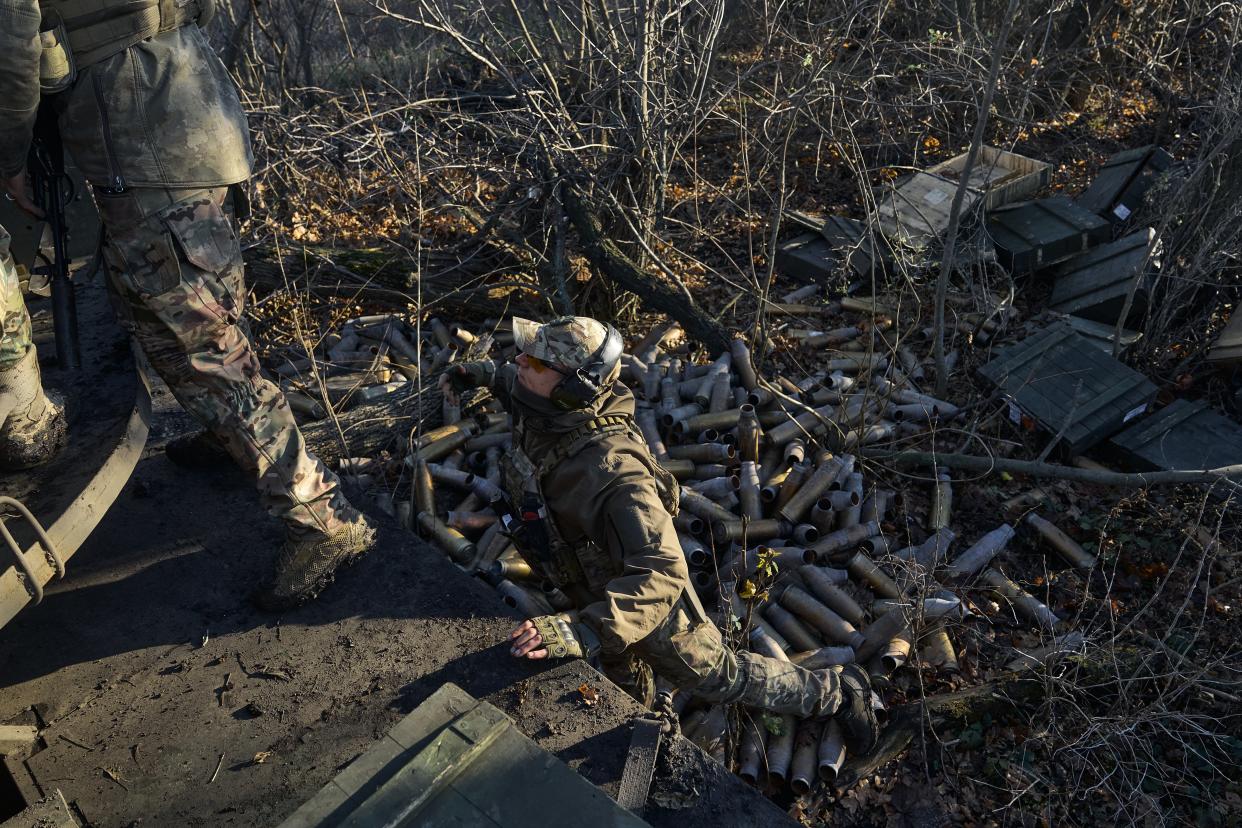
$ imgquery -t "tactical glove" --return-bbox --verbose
[530,615,601,659]
[441,360,496,395]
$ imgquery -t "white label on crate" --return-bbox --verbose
[923,189,949,206]
[1123,403,1147,423]
[1113,203,1132,220]
[1008,401,1023,424]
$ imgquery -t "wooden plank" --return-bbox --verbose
[1207,312,1242,365]
[1050,228,1160,326]
[0,726,38,756]
[876,172,983,249]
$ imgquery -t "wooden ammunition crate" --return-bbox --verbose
[1078,145,1174,222]
[927,145,1052,210]
[986,196,1112,274]
[978,323,1157,454]
[1061,315,1143,354]
[1208,312,1242,365]
[875,172,984,250]
[1108,399,1242,479]
[1049,227,1160,326]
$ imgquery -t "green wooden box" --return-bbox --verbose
[777,216,891,283]
[775,232,837,282]
[978,323,1157,454]
[1078,146,1173,222]
[1049,227,1160,326]
[1108,399,1242,480]
[986,196,1112,274]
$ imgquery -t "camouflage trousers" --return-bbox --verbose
[95,185,354,537]
[631,600,841,718]
[0,226,33,369]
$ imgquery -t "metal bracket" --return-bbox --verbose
[0,496,63,605]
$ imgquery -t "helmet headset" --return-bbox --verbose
[545,322,624,411]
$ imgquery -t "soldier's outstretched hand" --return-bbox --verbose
[509,619,549,659]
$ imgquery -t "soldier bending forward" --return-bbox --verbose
[441,316,879,752]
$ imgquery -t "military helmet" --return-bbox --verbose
[512,316,611,373]
[512,316,624,410]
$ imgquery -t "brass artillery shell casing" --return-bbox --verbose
[667,442,735,463]
[1024,512,1096,569]
[981,567,1061,630]
[800,564,866,626]
[730,338,759,391]
[778,456,840,523]
[779,585,865,649]
[414,459,435,517]
[736,404,762,464]
[763,603,823,653]
[711,518,789,545]
[919,622,959,674]
[810,520,881,561]
[847,550,903,598]
[854,606,910,663]
[416,512,476,564]
[944,524,1015,580]
[817,720,847,783]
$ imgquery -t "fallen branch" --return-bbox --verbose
[561,184,731,353]
[860,449,1242,488]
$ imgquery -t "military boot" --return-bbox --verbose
[833,663,880,754]
[165,430,231,468]
[0,347,67,470]
[253,514,377,611]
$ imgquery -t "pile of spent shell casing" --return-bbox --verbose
[338,307,1090,796]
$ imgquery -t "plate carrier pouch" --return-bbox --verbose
[501,413,681,600]
[40,0,216,69]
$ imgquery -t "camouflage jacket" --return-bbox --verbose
[0,1,251,187]
[489,364,692,656]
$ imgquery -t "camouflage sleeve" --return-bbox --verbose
[577,451,689,655]
[0,0,40,177]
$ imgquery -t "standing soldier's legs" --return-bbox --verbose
[93,186,374,605]
[0,225,66,469]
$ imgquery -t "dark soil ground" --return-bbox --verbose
[0,371,790,827]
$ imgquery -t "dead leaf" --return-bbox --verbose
[252,751,273,765]
[577,683,599,706]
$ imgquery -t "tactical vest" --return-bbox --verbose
[41,0,213,70]
[501,413,680,598]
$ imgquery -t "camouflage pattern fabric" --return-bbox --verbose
[512,316,608,373]
[96,185,355,537]
[0,17,252,187]
[490,349,841,718]
[0,225,32,368]
[635,603,843,719]
[600,649,656,708]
